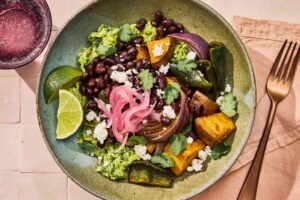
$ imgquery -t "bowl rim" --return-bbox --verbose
[36,0,256,199]
[0,0,52,70]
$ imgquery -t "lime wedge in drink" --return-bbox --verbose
[44,66,82,104]
[56,89,83,139]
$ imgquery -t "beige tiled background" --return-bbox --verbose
[1,0,300,199]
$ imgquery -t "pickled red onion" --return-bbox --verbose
[95,85,159,146]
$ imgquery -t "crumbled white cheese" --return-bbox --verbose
[120,58,125,62]
[132,68,138,74]
[93,121,108,144]
[205,146,212,156]
[187,136,194,144]
[86,129,92,136]
[126,69,133,75]
[86,111,97,122]
[124,80,133,87]
[159,63,170,74]
[136,44,141,47]
[225,84,232,93]
[152,43,164,57]
[162,106,176,119]
[216,96,224,105]
[142,119,148,124]
[111,70,128,83]
[156,89,165,99]
[190,159,204,172]
[198,150,208,160]
[111,65,118,70]
[98,156,103,164]
[134,144,151,160]
[220,91,225,96]
[96,116,101,122]
[197,70,204,77]
[187,51,197,60]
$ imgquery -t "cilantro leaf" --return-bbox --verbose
[170,134,187,155]
[211,141,231,160]
[176,58,198,73]
[219,93,238,117]
[118,24,133,43]
[163,82,180,104]
[98,44,117,57]
[138,69,155,90]
[128,135,148,145]
[150,153,175,168]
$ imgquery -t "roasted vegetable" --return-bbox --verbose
[140,89,189,142]
[209,42,226,91]
[147,37,175,68]
[198,60,218,96]
[189,91,218,116]
[164,139,205,176]
[129,161,174,187]
[169,65,212,91]
[136,47,150,60]
[147,143,157,154]
[194,112,235,147]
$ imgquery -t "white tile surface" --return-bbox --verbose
[68,178,101,200]
[20,124,62,172]
[0,77,20,123]
[19,173,67,200]
[21,78,38,124]
[0,124,21,170]
[0,171,19,200]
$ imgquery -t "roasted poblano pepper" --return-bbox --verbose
[208,42,226,91]
[129,161,174,188]
[198,60,218,96]
[169,65,212,91]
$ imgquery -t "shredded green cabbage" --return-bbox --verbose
[129,21,157,42]
[77,25,120,71]
[171,42,189,63]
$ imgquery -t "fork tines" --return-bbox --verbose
[269,40,300,83]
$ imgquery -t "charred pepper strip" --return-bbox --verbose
[129,161,174,188]
[169,65,212,91]
[198,60,218,96]
[208,42,226,91]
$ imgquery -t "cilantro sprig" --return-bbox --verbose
[138,69,155,90]
[128,135,148,145]
[163,82,181,104]
[211,141,231,160]
[169,134,188,155]
[176,58,198,73]
[150,153,175,168]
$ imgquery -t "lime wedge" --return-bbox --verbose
[56,89,83,139]
[44,66,82,104]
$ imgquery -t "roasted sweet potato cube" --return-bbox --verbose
[194,112,236,147]
[147,143,157,154]
[136,47,150,60]
[146,37,175,68]
[190,91,219,116]
[164,139,205,176]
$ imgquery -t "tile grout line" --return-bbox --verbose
[67,176,69,200]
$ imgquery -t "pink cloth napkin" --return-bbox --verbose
[193,16,300,200]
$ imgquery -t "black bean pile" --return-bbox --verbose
[80,10,183,125]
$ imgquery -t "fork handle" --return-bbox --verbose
[237,100,278,200]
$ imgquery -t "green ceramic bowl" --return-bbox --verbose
[37,0,256,199]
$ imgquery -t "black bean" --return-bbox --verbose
[79,84,86,94]
[107,68,113,76]
[104,74,111,84]
[133,36,144,45]
[81,72,89,81]
[161,19,173,27]
[128,47,137,56]
[87,101,98,110]
[95,78,106,89]
[116,42,125,50]
[120,51,128,58]
[95,62,107,75]
[103,86,112,98]
[106,137,114,144]
[136,60,143,71]
[87,79,95,88]
[126,61,134,69]
[157,26,166,37]
[93,57,100,65]
[134,77,142,87]
[154,11,163,22]
[157,75,167,89]
[176,23,184,31]
[171,101,180,113]
[93,87,100,95]
[151,19,159,27]
[86,88,94,95]
[104,58,116,66]
[126,44,134,50]
[114,56,121,64]
[144,60,151,69]
[85,64,93,71]
[155,99,164,110]
[97,141,106,148]
[88,70,94,78]
[191,105,203,118]
[167,25,177,33]
[136,18,147,30]
[161,116,171,126]
[150,96,158,105]
[152,36,160,40]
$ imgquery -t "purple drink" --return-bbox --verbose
[0,0,51,69]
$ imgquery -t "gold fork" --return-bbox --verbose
[238,40,300,200]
